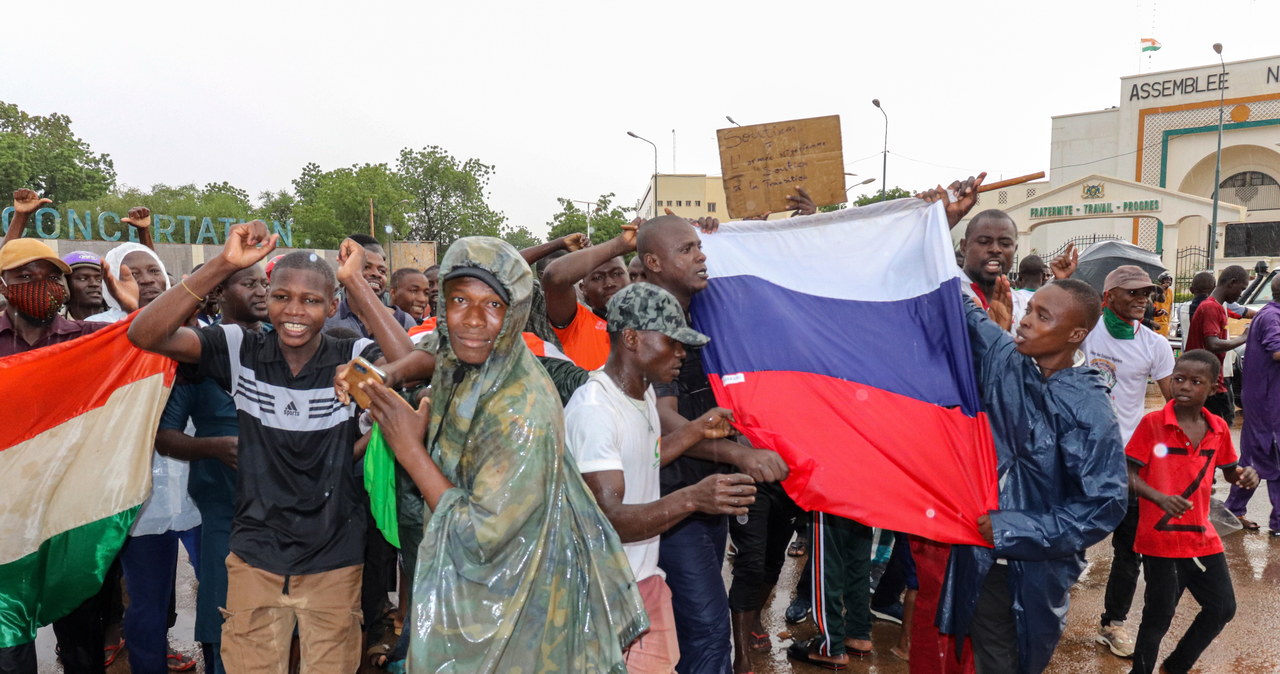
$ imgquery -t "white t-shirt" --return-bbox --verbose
[1011,288,1033,328]
[1083,318,1175,444]
[564,370,663,582]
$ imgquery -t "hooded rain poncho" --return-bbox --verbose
[408,237,647,673]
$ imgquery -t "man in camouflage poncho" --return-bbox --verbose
[363,236,647,673]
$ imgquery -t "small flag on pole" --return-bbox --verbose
[1141,38,1162,53]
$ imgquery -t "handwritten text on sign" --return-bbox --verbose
[717,115,845,219]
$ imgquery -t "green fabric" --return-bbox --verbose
[1102,307,1137,340]
[0,505,139,647]
[537,355,590,405]
[364,424,400,548]
[407,237,647,673]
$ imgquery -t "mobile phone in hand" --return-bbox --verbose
[342,357,386,408]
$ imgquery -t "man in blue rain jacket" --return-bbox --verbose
[939,278,1129,674]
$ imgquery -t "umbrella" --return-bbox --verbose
[1072,240,1167,292]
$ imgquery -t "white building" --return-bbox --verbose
[960,53,1280,284]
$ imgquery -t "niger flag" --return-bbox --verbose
[0,317,175,647]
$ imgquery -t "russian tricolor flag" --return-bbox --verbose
[693,199,998,546]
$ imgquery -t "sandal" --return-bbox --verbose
[787,640,848,670]
[1239,516,1261,530]
[367,643,393,669]
[748,630,770,651]
[167,650,197,672]
[787,539,808,557]
[103,639,126,668]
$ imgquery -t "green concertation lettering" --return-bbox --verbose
[0,208,294,247]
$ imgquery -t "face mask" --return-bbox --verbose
[3,278,68,325]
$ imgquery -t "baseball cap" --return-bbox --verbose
[441,266,510,305]
[62,250,102,269]
[263,254,287,280]
[0,239,72,274]
[1104,265,1157,292]
[606,282,709,346]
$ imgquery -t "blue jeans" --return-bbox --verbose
[659,516,731,674]
[121,528,200,674]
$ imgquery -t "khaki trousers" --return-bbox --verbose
[220,552,363,674]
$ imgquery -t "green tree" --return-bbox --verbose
[545,193,634,245]
[289,163,414,249]
[254,189,295,224]
[853,186,913,206]
[0,101,116,202]
[396,146,507,248]
[501,226,541,251]
[202,181,252,208]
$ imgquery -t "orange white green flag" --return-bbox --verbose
[0,318,175,647]
[1141,38,1161,52]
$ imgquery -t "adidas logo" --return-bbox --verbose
[284,401,299,417]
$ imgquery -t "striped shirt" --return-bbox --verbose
[196,324,377,575]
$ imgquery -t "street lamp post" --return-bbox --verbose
[386,198,411,269]
[1209,43,1226,270]
[872,99,888,200]
[628,131,659,217]
[725,115,741,127]
[845,177,876,193]
[569,199,597,241]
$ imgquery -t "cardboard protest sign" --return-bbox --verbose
[717,115,846,219]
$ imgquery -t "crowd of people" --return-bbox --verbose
[0,175,1277,674]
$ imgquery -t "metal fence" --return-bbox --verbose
[1042,234,1123,263]
[1174,246,1208,298]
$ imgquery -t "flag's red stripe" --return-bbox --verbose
[710,370,998,547]
[0,315,175,449]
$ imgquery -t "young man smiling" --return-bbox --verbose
[129,224,412,670]
[388,267,430,323]
[324,234,417,337]
[1083,266,1175,659]
[360,236,645,671]
[154,262,269,673]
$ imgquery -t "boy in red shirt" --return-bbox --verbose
[1125,349,1259,674]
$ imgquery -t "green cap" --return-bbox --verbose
[606,283,710,346]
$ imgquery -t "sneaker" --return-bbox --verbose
[785,595,811,624]
[1095,620,1135,658]
[870,602,904,625]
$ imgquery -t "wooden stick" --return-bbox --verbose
[978,171,1045,193]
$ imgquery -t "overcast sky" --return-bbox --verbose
[6,0,1277,238]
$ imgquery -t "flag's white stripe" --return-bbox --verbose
[0,374,166,565]
[702,198,959,302]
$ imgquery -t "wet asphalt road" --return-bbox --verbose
[37,387,1280,673]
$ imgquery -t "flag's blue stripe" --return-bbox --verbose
[692,275,982,416]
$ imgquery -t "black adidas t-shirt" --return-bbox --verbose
[197,324,377,575]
